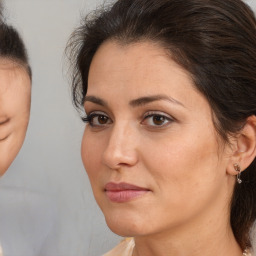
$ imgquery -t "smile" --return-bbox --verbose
[104,182,150,203]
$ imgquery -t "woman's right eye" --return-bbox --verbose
[82,112,112,127]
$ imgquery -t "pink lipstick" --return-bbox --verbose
[104,182,150,203]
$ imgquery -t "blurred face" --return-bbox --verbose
[82,41,234,237]
[0,59,31,175]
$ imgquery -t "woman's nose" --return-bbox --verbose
[102,123,139,170]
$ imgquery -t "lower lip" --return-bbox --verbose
[105,190,149,203]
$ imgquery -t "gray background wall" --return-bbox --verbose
[0,1,255,256]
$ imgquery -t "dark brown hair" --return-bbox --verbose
[67,0,256,249]
[0,7,31,78]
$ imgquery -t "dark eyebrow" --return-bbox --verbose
[83,94,185,108]
[84,96,108,107]
[129,94,185,108]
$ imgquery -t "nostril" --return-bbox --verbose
[102,146,138,169]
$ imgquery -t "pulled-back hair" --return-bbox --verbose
[67,0,256,249]
[0,6,31,78]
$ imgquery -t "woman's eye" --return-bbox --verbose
[93,115,109,125]
[142,113,173,127]
[82,112,111,127]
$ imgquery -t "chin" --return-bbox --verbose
[104,210,149,237]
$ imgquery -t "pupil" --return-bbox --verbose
[98,115,107,124]
[153,115,164,125]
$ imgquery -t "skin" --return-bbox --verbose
[81,40,245,256]
[0,59,31,175]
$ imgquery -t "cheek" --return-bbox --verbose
[0,114,30,176]
[134,136,226,231]
[81,129,102,180]
[0,144,14,175]
[142,128,223,201]
[5,87,31,115]
[0,137,23,175]
[81,129,108,208]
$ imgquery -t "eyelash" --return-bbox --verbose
[82,112,111,127]
[141,111,174,127]
[82,111,174,128]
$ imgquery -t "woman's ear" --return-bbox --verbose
[227,115,256,176]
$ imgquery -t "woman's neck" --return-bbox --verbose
[132,208,242,256]
[133,229,241,256]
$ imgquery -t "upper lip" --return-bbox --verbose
[105,182,150,191]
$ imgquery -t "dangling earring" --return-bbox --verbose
[234,163,242,184]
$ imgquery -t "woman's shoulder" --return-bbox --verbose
[103,238,135,256]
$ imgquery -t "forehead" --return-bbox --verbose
[0,59,31,93]
[89,40,176,77]
[90,40,189,81]
[0,59,31,117]
[88,40,198,102]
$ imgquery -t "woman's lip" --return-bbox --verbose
[105,182,149,191]
[104,182,150,203]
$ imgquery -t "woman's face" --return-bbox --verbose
[82,41,234,237]
[0,60,31,175]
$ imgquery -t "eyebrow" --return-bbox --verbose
[84,96,108,107]
[84,94,185,108]
[129,94,184,107]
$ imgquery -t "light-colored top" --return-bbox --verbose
[103,238,135,256]
[103,238,252,256]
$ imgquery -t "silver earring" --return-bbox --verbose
[234,163,242,184]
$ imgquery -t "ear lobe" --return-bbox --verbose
[228,115,256,175]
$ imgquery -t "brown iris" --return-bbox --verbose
[98,115,108,124]
[153,115,166,125]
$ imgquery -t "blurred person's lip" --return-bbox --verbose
[104,182,150,203]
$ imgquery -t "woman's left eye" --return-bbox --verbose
[141,112,174,127]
